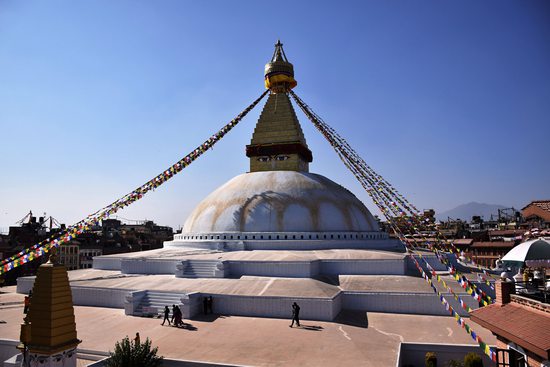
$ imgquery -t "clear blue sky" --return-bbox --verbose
[1,1,549,231]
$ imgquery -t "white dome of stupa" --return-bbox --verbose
[182,171,379,234]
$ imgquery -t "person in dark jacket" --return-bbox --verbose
[290,302,300,327]
[161,305,171,326]
[171,304,177,324]
[174,305,183,327]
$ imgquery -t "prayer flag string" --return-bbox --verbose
[0,90,269,275]
[290,90,497,362]
[290,89,492,305]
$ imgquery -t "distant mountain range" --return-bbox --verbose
[436,202,509,222]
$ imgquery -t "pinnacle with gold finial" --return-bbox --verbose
[264,40,297,92]
[246,41,312,173]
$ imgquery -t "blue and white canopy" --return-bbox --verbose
[502,238,550,266]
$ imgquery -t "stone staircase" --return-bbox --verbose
[135,291,186,316]
[177,260,226,278]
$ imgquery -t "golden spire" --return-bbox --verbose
[264,40,297,92]
[246,41,312,172]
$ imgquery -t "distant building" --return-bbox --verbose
[0,211,173,284]
[522,200,550,229]
[80,248,102,269]
[0,234,10,261]
[57,241,103,270]
[437,218,469,238]
[58,243,80,270]
[55,220,172,269]
[452,238,474,252]
[488,229,525,242]
[466,241,516,268]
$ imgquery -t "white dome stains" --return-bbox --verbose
[350,205,373,230]
[282,204,313,232]
[191,205,217,232]
[242,196,278,232]
[317,202,347,232]
[212,204,242,232]
[182,171,379,234]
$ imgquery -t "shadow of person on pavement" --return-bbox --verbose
[191,314,223,323]
[177,322,198,331]
[297,325,324,331]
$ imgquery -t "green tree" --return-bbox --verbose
[106,336,163,367]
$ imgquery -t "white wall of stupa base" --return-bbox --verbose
[91,251,409,278]
[166,231,399,251]
[15,249,491,321]
[16,276,481,321]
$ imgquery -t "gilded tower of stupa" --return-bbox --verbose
[246,40,313,173]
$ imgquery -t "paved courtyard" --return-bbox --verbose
[1,287,496,367]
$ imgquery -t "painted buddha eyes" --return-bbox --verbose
[257,155,290,162]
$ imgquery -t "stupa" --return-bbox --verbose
[165,40,397,252]
[16,41,481,324]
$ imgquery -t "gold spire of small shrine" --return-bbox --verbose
[18,246,80,364]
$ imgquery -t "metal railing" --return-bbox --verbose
[513,280,550,304]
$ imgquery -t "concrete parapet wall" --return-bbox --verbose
[16,276,35,294]
[321,259,406,275]
[228,260,320,278]
[407,254,448,272]
[17,278,130,309]
[124,290,147,315]
[0,339,19,367]
[343,292,475,317]
[206,293,342,321]
[102,254,408,279]
[121,259,178,274]
[93,257,122,270]
[17,275,478,319]
[71,286,131,308]
[181,292,202,319]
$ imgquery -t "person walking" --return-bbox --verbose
[174,305,183,327]
[171,304,177,324]
[161,305,171,326]
[134,332,141,346]
[290,302,300,327]
[23,295,30,314]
